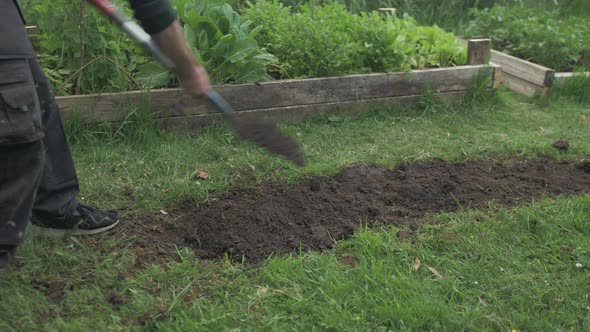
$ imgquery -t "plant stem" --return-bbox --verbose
[75,0,86,95]
[62,55,143,92]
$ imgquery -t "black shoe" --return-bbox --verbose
[31,204,120,237]
[0,245,16,272]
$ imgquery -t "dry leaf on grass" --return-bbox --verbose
[258,287,268,295]
[413,257,422,271]
[192,169,210,180]
[427,266,444,279]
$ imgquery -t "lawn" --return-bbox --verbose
[1,90,589,331]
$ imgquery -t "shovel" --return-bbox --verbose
[87,0,305,166]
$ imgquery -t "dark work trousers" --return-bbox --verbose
[0,1,80,246]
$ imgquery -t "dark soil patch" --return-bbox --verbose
[117,158,590,263]
[107,292,128,306]
[553,139,570,152]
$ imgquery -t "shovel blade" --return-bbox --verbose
[228,115,306,166]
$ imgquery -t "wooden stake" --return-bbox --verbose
[377,8,397,15]
[25,26,38,50]
[467,39,491,65]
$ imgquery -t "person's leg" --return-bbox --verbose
[0,57,45,269]
[29,58,80,220]
[27,58,120,236]
[0,141,44,269]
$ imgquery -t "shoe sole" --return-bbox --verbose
[30,219,120,237]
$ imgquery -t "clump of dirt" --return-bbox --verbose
[578,160,590,173]
[117,158,590,263]
[552,139,569,152]
[107,292,128,306]
[30,278,70,304]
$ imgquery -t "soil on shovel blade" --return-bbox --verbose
[119,158,590,263]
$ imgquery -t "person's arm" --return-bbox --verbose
[128,0,211,97]
[152,21,211,98]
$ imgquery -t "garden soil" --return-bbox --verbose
[117,158,590,263]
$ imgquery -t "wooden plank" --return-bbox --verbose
[501,71,546,97]
[25,26,38,35]
[160,91,471,133]
[377,8,397,15]
[555,72,574,80]
[554,72,590,84]
[467,39,491,65]
[492,65,503,89]
[56,65,492,123]
[490,50,554,87]
[25,26,39,49]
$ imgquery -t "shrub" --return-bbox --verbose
[246,0,466,78]
[468,6,590,71]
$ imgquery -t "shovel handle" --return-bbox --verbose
[206,91,234,115]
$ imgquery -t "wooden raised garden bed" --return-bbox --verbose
[457,37,555,97]
[55,63,500,131]
[489,50,555,97]
[459,38,590,97]
[26,24,499,131]
[488,50,589,96]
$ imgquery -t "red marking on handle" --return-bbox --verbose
[87,0,117,15]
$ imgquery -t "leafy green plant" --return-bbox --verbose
[238,0,590,31]
[246,1,466,78]
[135,0,276,87]
[22,0,149,95]
[22,0,274,94]
[468,6,590,71]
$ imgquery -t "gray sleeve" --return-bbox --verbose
[128,0,177,34]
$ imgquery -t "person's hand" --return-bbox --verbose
[177,65,212,99]
[152,20,212,98]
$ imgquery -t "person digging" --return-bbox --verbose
[0,0,212,270]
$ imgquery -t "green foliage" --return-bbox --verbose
[21,0,150,95]
[468,6,590,71]
[246,1,466,78]
[157,0,276,85]
[22,0,274,94]
[245,0,590,31]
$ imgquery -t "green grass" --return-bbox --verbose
[1,90,590,330]
[548,71,590,104]
[2,196,590,330]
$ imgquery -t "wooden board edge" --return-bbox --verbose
[159,91,471,133]
[490,50,554,87]
[554,71,590,83]
[25,26,38,34]
[501,72,546,97]
[491,65,503,89]
[57,65,493,123]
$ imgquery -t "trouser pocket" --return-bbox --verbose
[0,59,43,145]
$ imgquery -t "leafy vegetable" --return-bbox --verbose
[468,6,590,71]
[246,0,466,78]
[167,0,276,85]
